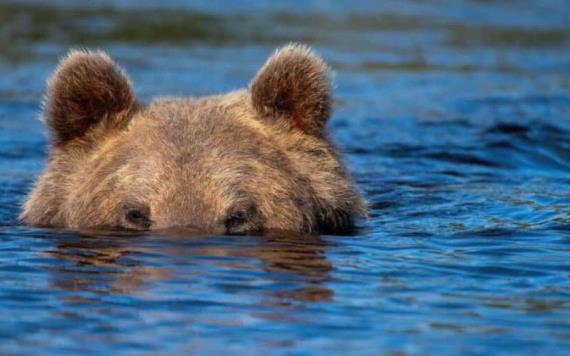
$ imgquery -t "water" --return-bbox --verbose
[1,0,570,354]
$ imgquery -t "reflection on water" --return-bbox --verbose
[48,231,331,304]
[0,229,338,353]
[1,0,570,354]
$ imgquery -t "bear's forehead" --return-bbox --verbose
[122,96,281,162]
[143,98,225,126]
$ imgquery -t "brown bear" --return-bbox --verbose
[20,44,366,234]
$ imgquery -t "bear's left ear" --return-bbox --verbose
[43,50,136,146]
[250,44,331,136]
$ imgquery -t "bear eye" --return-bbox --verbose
[224,202,262,235]
[123,204,152,230]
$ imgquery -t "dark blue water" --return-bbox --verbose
[1,0,570,354]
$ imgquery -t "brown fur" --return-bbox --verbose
[43,50,137,145]
[20,44,366,234]
[251,45,331,136]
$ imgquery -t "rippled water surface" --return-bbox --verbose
[1,0,570,354]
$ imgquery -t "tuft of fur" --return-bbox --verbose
[43,50,136,145]
[250,44,331,136]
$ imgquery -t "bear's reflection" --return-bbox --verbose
[47,229,333,306]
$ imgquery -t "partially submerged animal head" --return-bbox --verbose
[21,44,366,234]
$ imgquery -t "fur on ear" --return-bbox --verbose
[250,44,332,136]
[43,50,136,145]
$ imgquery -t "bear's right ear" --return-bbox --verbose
[43,50,136,146]
[250,44,331,136]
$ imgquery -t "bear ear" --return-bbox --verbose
[250,44,331,136]
[43,50,136,145]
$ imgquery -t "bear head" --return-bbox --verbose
[20,44,366,234]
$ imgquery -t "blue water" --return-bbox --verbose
[1,0,570,354]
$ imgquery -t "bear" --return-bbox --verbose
[20,44,366,234]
